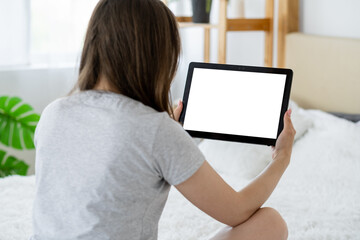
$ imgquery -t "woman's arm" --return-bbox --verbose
[175,110,296,227]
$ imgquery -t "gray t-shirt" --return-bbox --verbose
[30,90,205,240]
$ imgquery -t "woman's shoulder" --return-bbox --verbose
[41,96,69,116]
[41,90,154,114]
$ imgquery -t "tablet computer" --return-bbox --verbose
[179,62,293,146]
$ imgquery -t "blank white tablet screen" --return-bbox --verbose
[183,68,287,139]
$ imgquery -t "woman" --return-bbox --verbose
[30,0,295,239]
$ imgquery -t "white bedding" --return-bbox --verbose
[1,105,360,240]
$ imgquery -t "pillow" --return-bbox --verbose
[288,100,314,141]
[198,140,272,180]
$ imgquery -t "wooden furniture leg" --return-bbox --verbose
[204,28,211,62]
[277,0,299,67]
[218,0,228,64]
[265,0,274,67]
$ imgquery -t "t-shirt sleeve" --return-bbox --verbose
[152,115,206,186]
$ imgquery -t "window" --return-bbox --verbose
[0,0,30,66]
[0,0,99,68]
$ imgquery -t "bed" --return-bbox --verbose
[1,103,360,239]
[1,1,360,239]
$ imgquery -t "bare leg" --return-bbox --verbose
[209,207,288,240]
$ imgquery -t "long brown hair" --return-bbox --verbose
[74,0,180,115]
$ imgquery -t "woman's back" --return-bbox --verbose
[31,90,204,240]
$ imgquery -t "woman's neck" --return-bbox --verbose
[93,77,120,94]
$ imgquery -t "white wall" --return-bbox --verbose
[1,0,360,175]
[0,67,77,174]
[301,0,360,39]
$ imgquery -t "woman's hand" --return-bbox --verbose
[271,109,296,167]
[172,100,183,122]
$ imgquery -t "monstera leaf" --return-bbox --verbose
[0,150,29,177]
[0,96,40,150]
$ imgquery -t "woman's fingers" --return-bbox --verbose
[173,100,183,122]
[283,109,296,135]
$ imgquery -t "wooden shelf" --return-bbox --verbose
[178,22,218,29]
[227,18,271,31]
[164,0,274,66]
[176,16,217,29]
[175,16,192,22]
[175,16,215,63]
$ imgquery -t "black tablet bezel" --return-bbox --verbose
[179,62,293,146]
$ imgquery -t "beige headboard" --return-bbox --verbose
[285,33,360,114]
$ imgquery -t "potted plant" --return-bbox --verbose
[0,96,40,177]
[191,0,213,23]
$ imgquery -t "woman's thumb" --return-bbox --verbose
[284,109,295,133]
[173,100,183,122]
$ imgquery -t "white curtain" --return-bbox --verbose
[0,0,99,68]
[0,0,30,66]
[30,0,99,66]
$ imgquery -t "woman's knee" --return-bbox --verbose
[258,207,288,240]
[210,207,288,240]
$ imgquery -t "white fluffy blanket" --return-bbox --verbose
[1,108,360,240]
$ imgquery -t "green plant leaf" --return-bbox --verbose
[0,96,7,109]
[12,123,22,149]
[0,96,40,150]
[0,149,29,178]
[206,0,212,13]
[12,104,33,118]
